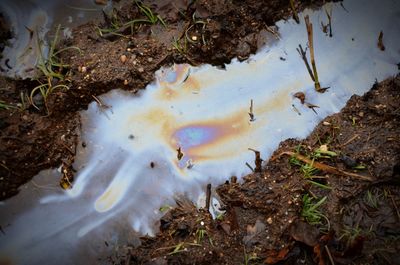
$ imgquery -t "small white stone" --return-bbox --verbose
[323,121,331,126]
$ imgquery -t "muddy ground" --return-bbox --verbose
[0,0,399,264]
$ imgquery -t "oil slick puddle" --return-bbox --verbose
[1,0,400,264]
[0,0,104,79]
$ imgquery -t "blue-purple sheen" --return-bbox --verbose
[174,125,219,149]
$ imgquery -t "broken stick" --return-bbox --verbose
[297,44,315,82]
[249,148,262,173]
[249,99,255,122]
[278,151,372,181]
[378,31,385,51]
[289,0,300,24]
[205,184,212,213]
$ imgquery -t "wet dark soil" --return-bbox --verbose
[0,13,11,62]
[0,0,399,264]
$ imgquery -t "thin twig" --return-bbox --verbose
[92,95,110,109]
[205,184,212,213]
[378,31,385,51]
[297,45,315,82]
[60,141,75,155]
[249,99,255,122]
[292,104,301,116]
[264,23,280,40]
[325,7,333,37]
[340,134,360,147]
[278,151,373,181]
[31,180,58,190]
[0,162,10,171]
[340,2,349,13]
[325,245,335,265]
[246,162,254,172]
[248,148,262,173]
[305,102,319,115]
[290,0,300,24]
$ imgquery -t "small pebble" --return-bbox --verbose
[123,79,129,85]
[323,121,331,126]
[120,55,127,63]
[191,35,198,41]
[138,67,144,73]
[147,57,153,62]
[267,217,273,224]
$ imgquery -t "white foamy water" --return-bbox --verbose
[1,0,400,264]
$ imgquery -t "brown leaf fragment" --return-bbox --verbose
[294,92,305,104]
[177,147,183,160]
[313,244,326,265]
[265,247,290,264]
[290,221,320,246]
[219,222,231,235]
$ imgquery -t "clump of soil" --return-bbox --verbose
[126,76,400,264]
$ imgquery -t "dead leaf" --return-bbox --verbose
[265,247,290,264]
[243,219,265,246]
[294,92,306,104]
[290,221,320,246]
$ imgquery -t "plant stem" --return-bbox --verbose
[305,15,322,92]
[290,0,300,24]
[297,44,314,82]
